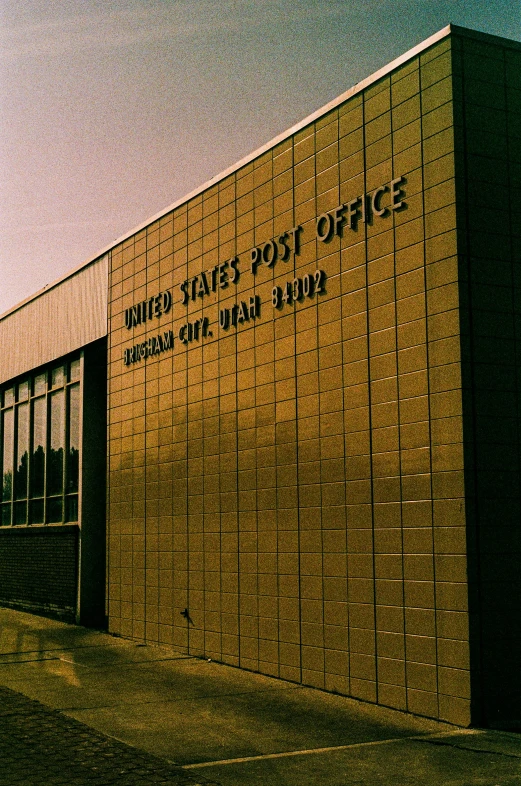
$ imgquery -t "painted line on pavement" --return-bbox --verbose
[183,729,482,769]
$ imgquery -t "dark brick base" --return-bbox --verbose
[0,526,79,621]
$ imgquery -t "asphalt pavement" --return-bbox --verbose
[0,607,520,785]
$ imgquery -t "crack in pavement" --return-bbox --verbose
[413,737,521,760]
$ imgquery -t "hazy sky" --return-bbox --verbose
[1,0,519,315]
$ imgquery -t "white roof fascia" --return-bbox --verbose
[1,24,455,321]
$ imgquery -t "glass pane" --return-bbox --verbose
[51,367,65,388]
[67,384,80,493]
[14,500,27,525]
[47,390,64,495]
[3,388,14,408]
[18,381,29,402]
[70,359,80,381]
[29,499,44,524]
[47,496,62,523]
[15,402,29,499]
[30,397,46,498]
[65,495,78,522]
[33,374,46,396]
[1,503,11,526]
[2,408,13,502]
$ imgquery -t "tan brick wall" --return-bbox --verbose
[107,35,471,725]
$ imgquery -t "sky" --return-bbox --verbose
[1,0,520,315]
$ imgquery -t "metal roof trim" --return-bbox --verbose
[9,22,519,320]
[0,254,109,323]
[96,25,453,251]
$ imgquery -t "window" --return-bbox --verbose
[0,357,81,526]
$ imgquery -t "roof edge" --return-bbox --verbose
[9,22,519,321]
[449,23,521,50]
[0,253,108,323]
[98,24,453,251]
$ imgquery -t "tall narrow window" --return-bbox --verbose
[66,383,80,521]
[14,401,29,524]
[33,373,46,396]
[30,395,46,524]
[51,366,65,389]
[3,388,14,407]
[0,358,81,527]
[1,406,14,526]
[47,388,65,522]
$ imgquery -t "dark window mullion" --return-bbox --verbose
[0,405,3,525]
[28,392,33,524]
[44,372,48,523]
[45,381,51,523]
[64,379,70,522]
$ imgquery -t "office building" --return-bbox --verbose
[1,25,520,730]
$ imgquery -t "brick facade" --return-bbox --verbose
[0,526,78,620]
[93,26,521,729]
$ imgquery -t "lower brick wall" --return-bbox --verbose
[0,526,79,621]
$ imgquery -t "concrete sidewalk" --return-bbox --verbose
[0,607,520,785]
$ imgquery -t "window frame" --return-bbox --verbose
[0,354,82,528]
